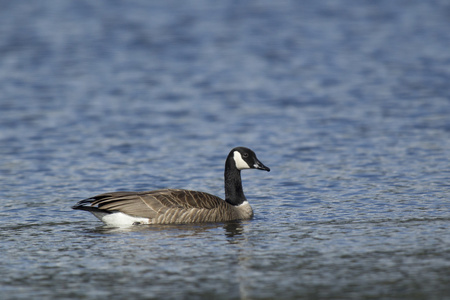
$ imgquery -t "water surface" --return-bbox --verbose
[1,1,449,299]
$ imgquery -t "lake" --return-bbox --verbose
[0,0,449,299]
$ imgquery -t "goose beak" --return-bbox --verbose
[253,160,270,172]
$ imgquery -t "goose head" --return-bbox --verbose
[230,147,270,172]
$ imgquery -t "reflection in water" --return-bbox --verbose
[223,221,246,242]
[86,221,248,239]
[223,220,252,300]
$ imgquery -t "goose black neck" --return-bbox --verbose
[224,157,246,206]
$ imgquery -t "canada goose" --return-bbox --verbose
[72,147,270,226]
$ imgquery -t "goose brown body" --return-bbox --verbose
[75,189,253,224]
[72,147,269,226]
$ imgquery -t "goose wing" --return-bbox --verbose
[73,189,227,219]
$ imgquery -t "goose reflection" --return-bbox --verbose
[86,221,247,240]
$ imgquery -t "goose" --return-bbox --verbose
[72,147,270,226]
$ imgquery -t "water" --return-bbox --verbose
[1,0,450,299]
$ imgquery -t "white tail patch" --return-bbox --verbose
[233,151,251,170]
[100,212,150,227]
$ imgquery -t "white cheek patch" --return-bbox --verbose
[233,151,251,170]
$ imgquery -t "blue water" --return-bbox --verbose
[1,1,450,299]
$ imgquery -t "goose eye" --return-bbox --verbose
[242,153,249,158]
